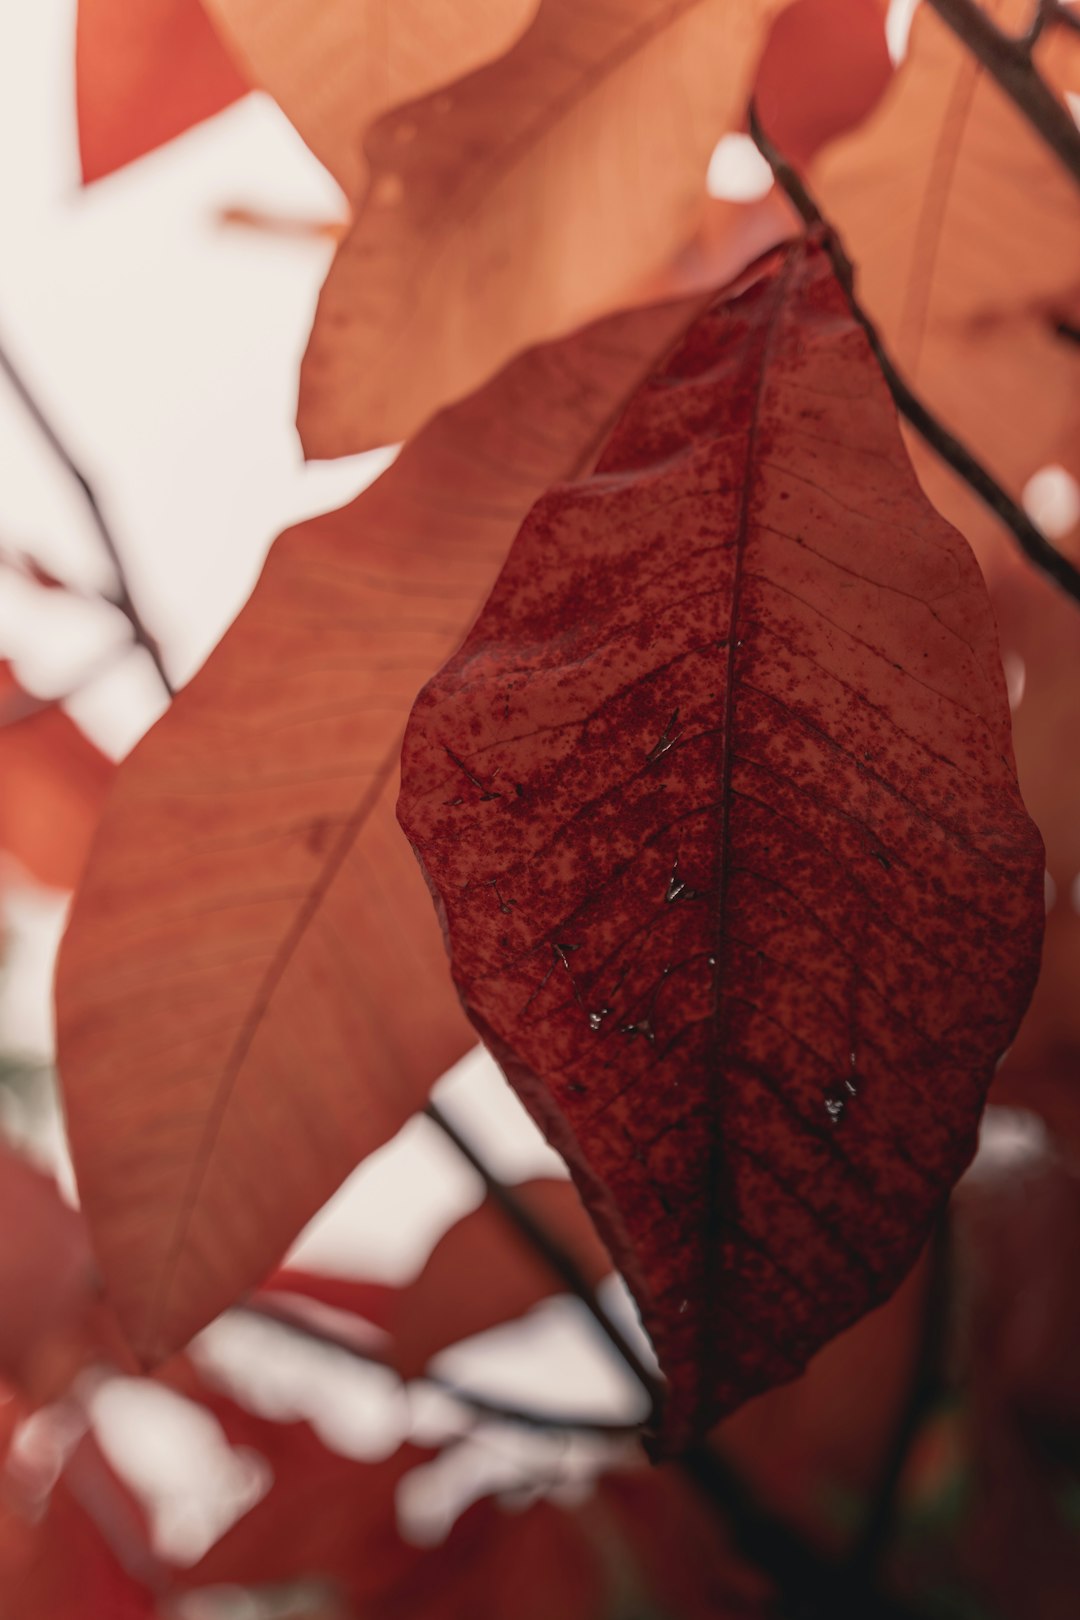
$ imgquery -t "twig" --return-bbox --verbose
[424,1100,665,1428]
[0,332,174,696]
[748,104,1080,607]
[926,0,1080,185]
[848,1221,951,1578]
[239,1297,639,1436]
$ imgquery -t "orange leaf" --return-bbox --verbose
[76,0,249,183]
[0,666,112,892]
[202,0,539,195]
[56,293,704,1368]
[809,0,1080,546]
[298,0,786,456]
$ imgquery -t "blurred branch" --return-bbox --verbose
[749,104,1080,607]
[0,332,174,696]
[684,1445,922,1620]
[424,1100,665,1427]
[1026,0,1080,46]
[926,0,1080,184]
[240,1297,639,1436]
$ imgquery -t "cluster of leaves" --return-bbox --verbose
[1,0,1078,1615]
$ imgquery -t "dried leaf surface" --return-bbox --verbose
[398,237,1044,1446]
[56,295,702,1366]
[299,0,783,455]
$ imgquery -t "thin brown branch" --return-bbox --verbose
[925,0,1080,185]
[424,1099,665,1428]
[240,1297,639,1436]
[0,331,175,696]
[748,103,1080,607]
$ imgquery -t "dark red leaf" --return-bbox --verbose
[397,235,1044,1448]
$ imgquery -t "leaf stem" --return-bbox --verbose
[424,1100,665,1427]
[748,103,1080,607]
[925,0,1080,185]
[0,331,175,696]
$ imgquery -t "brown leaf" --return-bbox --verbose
[397,235,1044,1447]
[56,293,705,1368]
[266,1177,613,1379]
[298,0,785,456]
[202,0,539,195]
[75,0,249,184]
[808,0,1080,542]
[0,666,112,892]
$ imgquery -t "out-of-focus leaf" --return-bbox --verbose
[0,1469,159,1619]
[202,0,539,195]
[593,1466,773,1618]
[266,1177,613,1379]
[633,0,893,305]
[0,1144,122,1403]
[718,1243,931,1550]
[808,0,1080,551]
[947,1125,1080,1620]
[75,0,248,183]
[752,0,891,166]
[366,1494,606,1620]
[985,555,1080,1141]
[179,1395,429,1607]
[398,235,1043,1447]
[56,293,705,1369]
[0,666,112,892]
[298,0,786,456]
